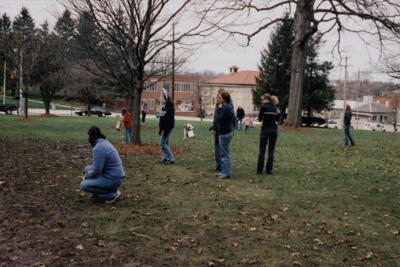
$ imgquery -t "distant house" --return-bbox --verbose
[325,98,392,129]
[201,66,260,117]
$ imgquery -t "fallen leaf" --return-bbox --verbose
[292,261,303,266]
[76,244,84,250]
[390,230,399,235]
[241,259,257,265]
[98,240,105,247]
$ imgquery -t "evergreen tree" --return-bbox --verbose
[303,35,335,119]
[254,17,335,124]
[12,7,37,117]
[0,13,15,99]
[254,17,293,118]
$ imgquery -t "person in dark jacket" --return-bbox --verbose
[80,126,124,204]
[216,90,234,179]
[159,96,175,164]
[236,106,245,131]
[209,89,225,172]
[257,93,280,175]
[344,105,355,146]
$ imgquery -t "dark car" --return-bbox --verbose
[0,104,17,114]
[75,106,111,117]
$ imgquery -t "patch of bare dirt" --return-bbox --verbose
[39,114,59,117]
[279,126,313,132]
[141,125,152,130]
[15,118,41,122]
[114,143,185,156]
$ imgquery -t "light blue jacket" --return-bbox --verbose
[85,139,125,179]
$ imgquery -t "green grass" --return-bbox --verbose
[1,115,399,265]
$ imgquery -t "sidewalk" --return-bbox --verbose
[22,108,214,122]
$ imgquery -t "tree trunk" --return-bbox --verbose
[44,100,50,115]
[286,0,315,127]
[130,85,142,145]
[24,91,28,118]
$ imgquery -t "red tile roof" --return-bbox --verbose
[206,71,260,86]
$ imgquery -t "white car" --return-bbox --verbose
[327,121,338,129]
[364,122,386,131]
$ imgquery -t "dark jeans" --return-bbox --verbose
[142,111,146,122]
[214,134,221,170]
[344,125,355,146]
[257,128,278,174]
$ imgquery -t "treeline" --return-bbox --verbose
[0,8,120,115]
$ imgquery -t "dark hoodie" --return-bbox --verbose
[159,103,175,132]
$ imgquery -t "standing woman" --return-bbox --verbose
[344,105,355,146]
[141,102,148,123]
[209,89,225,172]
[121,108,133,144]
[216,90,234,179]
[257,93,279,175]
[159,96,175,164]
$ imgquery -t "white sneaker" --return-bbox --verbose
[105,190,122,204]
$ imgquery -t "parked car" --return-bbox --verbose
[364,122,386,131]
[0,103,17,114]
[327,121,338,129]
[75,106,111,117]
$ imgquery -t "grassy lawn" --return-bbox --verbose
[0,115,399,266]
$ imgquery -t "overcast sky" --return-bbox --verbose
[1,0,396,83]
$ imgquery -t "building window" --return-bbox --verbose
[174,82,194,92]
[144,80,157,91]
[148,100,154,110]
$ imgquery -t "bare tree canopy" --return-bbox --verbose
[207,0,400,126]
[61,0,219,144]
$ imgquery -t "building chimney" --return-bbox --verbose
[229,65,239,73]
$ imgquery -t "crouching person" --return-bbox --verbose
[80,126,124,204]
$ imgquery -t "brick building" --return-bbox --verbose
[139,75,200,117]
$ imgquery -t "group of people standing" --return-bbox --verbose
[209,90,280,178]
[79,88,356,203]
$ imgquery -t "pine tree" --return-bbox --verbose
[254,17,335,124]
[253,17,293,120]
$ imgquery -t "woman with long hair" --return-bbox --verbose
[209,89,225,172]
[159,96,175,164]
[257,93,280,175]
[80,126,124,204]
[344,105,355,146]
[216,90,235,179]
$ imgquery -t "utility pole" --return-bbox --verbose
[19,50,25,115]
[171,23,175,102]
[342,57,348,129]
[356,69,361,129]
[3,60,6,105]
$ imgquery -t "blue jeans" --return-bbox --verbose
[219,131,233,178]
[257,128,278,173]
[80,166,123,200]
[160,130,174,162]
[237,118,243,130]
[125,128,132,144]
[344,125,355,146]
[214,134,221,170]
[245,125,250,133]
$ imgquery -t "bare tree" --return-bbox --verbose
[207,0,400,127]
[61,0,218,144]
